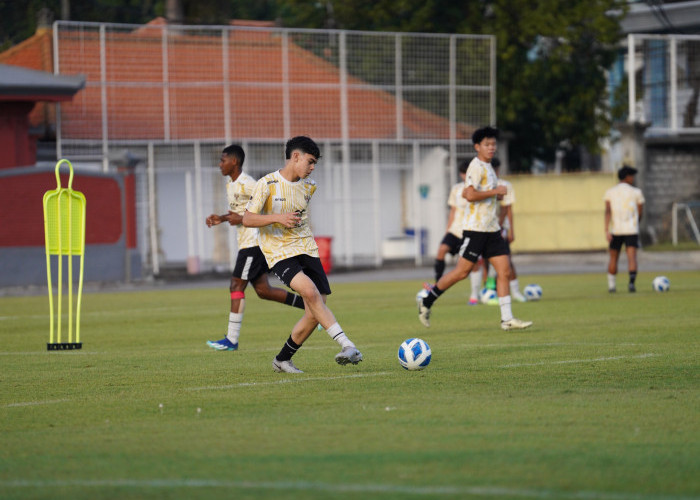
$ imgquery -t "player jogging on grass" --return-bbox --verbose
[243,136,363,373]
[416,126,532,331]
[205,144,305,351]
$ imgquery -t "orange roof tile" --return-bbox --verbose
[3,24,474,141]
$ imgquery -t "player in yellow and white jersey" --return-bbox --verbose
[478,159,528,303]
[417,127,532,331]
[604,165,645,293]
[205,145,305,352]
[243,136,363,373]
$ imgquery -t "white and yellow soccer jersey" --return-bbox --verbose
[498,178,515,232]
[462,157,500,232]
[246,170,319,267]
[604,182,645,235]
[447,181,468,238]
[226,172,259,250]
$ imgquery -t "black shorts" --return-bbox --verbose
[609,234,639,251]
[440,233,463,256]
[271,254,332,295]
[459,230,509,263]
[232,246,269,282]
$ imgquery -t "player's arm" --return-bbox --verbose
[446,206,456,230]
[464,184,506,202]
[242,210,300,228]
[502,204,514,242]
[637,203,644,221]
[206,213,230,227]
[604,200,612,242]
[227,211,243,226]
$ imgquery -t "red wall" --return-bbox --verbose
[0,171,124,247]
[0,102,37,169]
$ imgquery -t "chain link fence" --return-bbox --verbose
[53,20,495,274]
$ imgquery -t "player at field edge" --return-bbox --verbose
[242,136,363,373]
[205,144,306,351]
[417,126,532,331]
[604,165,645,293]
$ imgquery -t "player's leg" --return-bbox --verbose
[418,233,479,327]
[607,236,622,292]
[509,257,526,302]
[251,275,305,309]
[484,233,532,331]
[626,236,639,292]
[434,240,450,282]
[291,258,362,365]
[271,256,361,372]
[469,257,482,305]
[206,275,247,351]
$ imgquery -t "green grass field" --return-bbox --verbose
[1,271,699,500]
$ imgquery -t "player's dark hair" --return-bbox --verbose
[471,126,499,145]
[458,160,469,174]
[285,136,321,160]
[222,144,245,167]
[491,157,501,169]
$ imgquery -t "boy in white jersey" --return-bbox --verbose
[205,145,306,351]
[604,165,645,293]
[477,159,527,303]
[417,127,532,331]
[243,136,363,373]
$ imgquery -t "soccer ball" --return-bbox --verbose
[480,287,498,304]
[398,338,432,371]
[416,288,429,303]
[652,276,670,292]
[523,284,543,301]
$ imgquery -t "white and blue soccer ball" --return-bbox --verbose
[398,338,432,371]
[416,288,429,303]
[480,287,498,304]
[523,284,543,301]
[652,276,670,292]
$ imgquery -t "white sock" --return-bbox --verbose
[227,312,243,344]
[469,271,481,299]
[326,322,355,349]
[510,278,521,296]
[499,295,513,322]
[607,273,616,290]
[488,266,497,279]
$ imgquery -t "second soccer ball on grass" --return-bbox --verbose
[523,284,543,301]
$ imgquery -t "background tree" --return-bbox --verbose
[277,0,627,171]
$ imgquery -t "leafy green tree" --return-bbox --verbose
[277,0,628,171]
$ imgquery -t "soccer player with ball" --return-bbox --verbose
[243,136,363,373]
[417,126,532,331]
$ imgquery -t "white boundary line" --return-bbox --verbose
[1,478,696,500]
[499,353,657,368]
[186,371,392,391]
[3,399,71,408]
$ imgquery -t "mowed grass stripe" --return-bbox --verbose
[2,478,698,500]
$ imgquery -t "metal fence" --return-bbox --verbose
[624,33,700,132]
[53,20,495,274]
